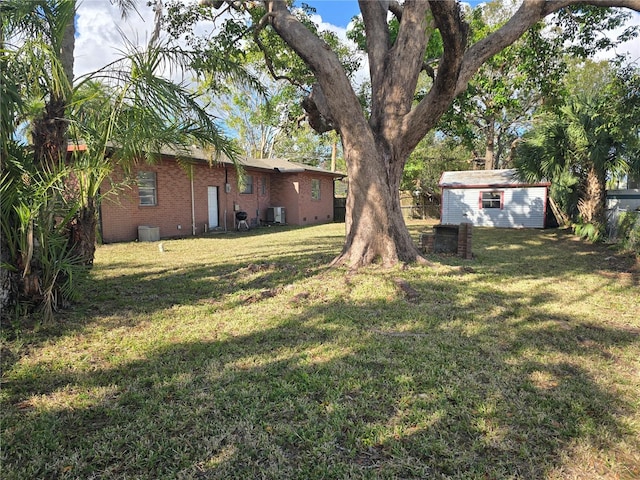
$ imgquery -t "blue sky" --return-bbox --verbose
[304,1,486,28]
[305,1,361,28]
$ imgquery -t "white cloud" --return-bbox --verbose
[595,12,640,64]
[308,13,370,88]
[75,1,156,78]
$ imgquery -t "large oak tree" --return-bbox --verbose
[212,1,640,267]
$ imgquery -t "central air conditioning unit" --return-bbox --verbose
[266,206,286,224]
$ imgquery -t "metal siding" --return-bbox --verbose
[606,190,640,210]
[442,188,480,224]
[442,187,546,228]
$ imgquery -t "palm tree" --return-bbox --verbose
[1,0,77,318]
[515,90,636,239]
[1,0,250,319]
[67,42,241,265]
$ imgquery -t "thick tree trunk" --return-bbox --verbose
[255,0,640,268]
[332,141,425,268]
[32,98,69,169]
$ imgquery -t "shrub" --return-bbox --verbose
[573,221,604,242]
[616,210,640,254]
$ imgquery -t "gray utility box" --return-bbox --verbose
[138,226,160,242]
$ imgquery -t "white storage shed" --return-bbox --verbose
[439,169,550,228]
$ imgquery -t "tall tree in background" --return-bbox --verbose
[515,62,640,239]
[439,0,637,170]
[218,81,295,159]
[196,0,640,267]
[402,132,472,195]
[166,0,357,169]
[440,18,564,170]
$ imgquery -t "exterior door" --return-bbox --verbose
[207,186,219,228]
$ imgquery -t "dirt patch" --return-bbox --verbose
[393,278,421,303]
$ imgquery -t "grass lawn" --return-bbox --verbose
[2,221,639,479]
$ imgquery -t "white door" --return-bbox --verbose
[207,186,219,228]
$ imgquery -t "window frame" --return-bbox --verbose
[138,171,157,206]
[239,175,254,195]
[479,190,503,210]
[311,178,321,201]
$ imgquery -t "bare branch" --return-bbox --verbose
[457,0,640,95]
[263,1,366,137]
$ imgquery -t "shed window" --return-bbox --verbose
[311,179,320,200]
[239,175,253,194]
[138,171,157,206]
[480,191,503,209]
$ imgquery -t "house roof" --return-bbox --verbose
[159,145,345,178]
[439,169,550,188]
[68,142,345,178]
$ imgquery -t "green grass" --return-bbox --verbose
[2,221,639,479]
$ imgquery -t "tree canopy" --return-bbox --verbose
[515,61,640,238]
[192,0,640,268]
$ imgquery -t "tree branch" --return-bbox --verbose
[359,0,391,102]
[456,0,640,95]
[383,1,433,115]
[252,11,307,88]
[388,1,403,20]
[401,0,468,154]
[263,1,367,139]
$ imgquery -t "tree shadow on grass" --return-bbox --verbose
[2,244,338,355]
[3,270,639,479]
[3,226,639,478]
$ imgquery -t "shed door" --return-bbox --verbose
[208,186,219,228]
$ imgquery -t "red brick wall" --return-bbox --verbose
[100,157,336,243]
[270,174,301,224]
[296,174,335,224]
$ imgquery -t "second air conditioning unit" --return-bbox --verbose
[266,206,286,224]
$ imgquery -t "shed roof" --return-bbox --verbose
[439,169,550,188]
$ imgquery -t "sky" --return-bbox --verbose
[73,1,362,78]
[73,1,640,80]
[306,1,361,28]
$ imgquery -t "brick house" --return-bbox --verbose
[98,146,344,243]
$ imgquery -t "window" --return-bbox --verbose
[480,191,502,209]
[138,171,157,206]
[311,179,321,200]
[239,175,253,194]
